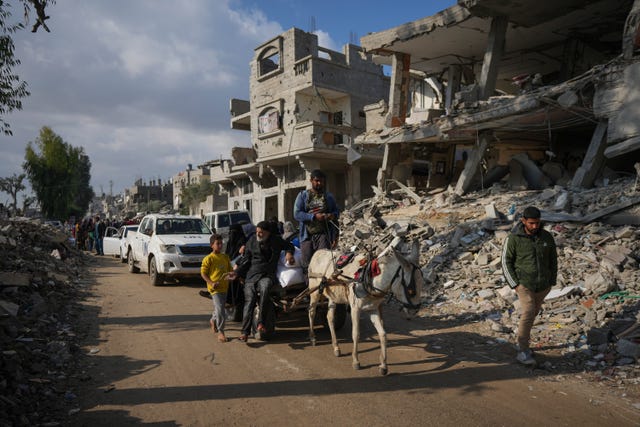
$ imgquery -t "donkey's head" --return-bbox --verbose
[376,239,423,315]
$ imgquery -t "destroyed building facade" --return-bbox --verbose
[357,0,640,195]
[220,28,389,223]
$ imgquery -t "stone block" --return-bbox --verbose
[485,203,499,218]
[477,289,495,300]
[497,285,517,303]
[476,253,490,266]
[615,226,635,239]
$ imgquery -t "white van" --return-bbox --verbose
[203,210,252,239]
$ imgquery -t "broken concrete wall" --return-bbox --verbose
[594,61,640,144]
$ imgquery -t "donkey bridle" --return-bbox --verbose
[358,259,422,310]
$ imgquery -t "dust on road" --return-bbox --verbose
[69,257,640,426]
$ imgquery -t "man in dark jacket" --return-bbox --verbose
[236,221,295,342]
[502,206,557,365]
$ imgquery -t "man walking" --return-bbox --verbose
[502,206,557,366]
[293,169,340,277]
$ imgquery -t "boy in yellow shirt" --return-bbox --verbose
[201,234,236,342]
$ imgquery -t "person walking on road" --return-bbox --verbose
[502,206,557,366]
[293,169,339,280]
[201,234,236,343]
[94,216,106,255]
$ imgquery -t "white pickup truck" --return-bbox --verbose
[103,224,138,262]
[126,214,212,286]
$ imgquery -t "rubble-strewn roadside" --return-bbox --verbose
[339,176,639,401]
[0,219,92,426]
[1,177,639,423]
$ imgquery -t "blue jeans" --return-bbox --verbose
[241,277,272,335]
[95,238,103,255]
[211,292,227,333]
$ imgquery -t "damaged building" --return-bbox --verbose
[356,0,640,195]
[221,28,389,223]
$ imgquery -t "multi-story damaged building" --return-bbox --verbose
[357,0,640,195]
[172,164,210,211]
[126,178,173,211]
[223,28,389,223]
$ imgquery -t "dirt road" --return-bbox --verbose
[70,256,639,426]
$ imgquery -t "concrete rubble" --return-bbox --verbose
[0,218,91,426]
[339,175,640,392]
[1,177,640,422]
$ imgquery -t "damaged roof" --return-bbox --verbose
[361,0,632,88]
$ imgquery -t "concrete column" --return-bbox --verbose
[277,174,286,222]
[377,143,403,191]
[296,156,320,180]
[454,132,491,195]
[445,65,462,113]
[385,52,411,127]
[478,16,508,100]
[346,164,361,208]
[571,120,608,189]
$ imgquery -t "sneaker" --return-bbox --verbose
[516,350,536,366]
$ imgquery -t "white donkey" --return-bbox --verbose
[307,240,423,375]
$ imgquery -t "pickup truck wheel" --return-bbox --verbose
[127,250,139,273]
[149,256,164,286]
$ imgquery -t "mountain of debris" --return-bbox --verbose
[339,176,639,387]
[0,218,92,426]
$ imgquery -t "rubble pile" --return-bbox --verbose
[339,176,640,383]
[0,218,90,426]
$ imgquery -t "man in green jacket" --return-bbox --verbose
[502,206,557,366]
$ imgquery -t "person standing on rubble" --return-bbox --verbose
[502,206,557,366]
[293,169,340,280]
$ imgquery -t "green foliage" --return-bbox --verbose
[180,180,217,214]
[139,199,163,214]
[0,1,29,136]
[0,172,26,214]
[23,126,95,219]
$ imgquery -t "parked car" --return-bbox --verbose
[126,214,212,286]
[103,225,138,263]
[202,210,252,241]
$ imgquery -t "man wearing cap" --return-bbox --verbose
[294,169,340,280]
[502,206,557,366]
[235,221,295,342]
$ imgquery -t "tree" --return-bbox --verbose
[180,180,217,215]
[23,126,94,219]
[0,0,55,135]
[0,172,26,214]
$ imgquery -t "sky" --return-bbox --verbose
[1,0,456,200]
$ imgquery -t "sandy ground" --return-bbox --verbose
[68,256,640,426]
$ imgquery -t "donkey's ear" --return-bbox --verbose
[409,239,419,264]
[391,246,411,268]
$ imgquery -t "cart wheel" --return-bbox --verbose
[226,303,244,322]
